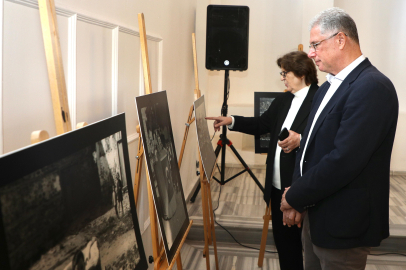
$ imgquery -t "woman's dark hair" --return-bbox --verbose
[277,51,318,85]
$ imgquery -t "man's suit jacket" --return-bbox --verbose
[232,83,318,205]
[286,59,398,249]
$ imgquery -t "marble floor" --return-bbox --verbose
[179,241,406,270]
[389,175,406,225]
[188,167,406,226]
[184,167,406,269]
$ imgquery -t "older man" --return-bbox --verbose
[280,7,398,269]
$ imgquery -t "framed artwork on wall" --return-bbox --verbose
[0,114,148,270]
[135,91,190,265]
[254,92,283,153]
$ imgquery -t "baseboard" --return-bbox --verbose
[223,164,405,175]
[223,162,266,170]
[392,171,406,176]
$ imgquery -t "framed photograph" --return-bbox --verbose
[0,113,148,270]
[135,91,190,265]
[254,92,283,153]
[194,95,217,180]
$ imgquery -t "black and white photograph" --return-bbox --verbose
[254,92,283,153]
[135,91,190,264]
[194,95,217,180]
[0,114,148,270]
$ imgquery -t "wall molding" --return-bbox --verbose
[77,14,117,29]
[0,0,4,154]
[6,0,163,42]
[118,26,162,42]
[67,14,77,129]
[111,27,119,116]
[9,0,165,94]
[5,0,164,139]
[127,133,139,144]
[7,0,73,17]
[157,40,164,92]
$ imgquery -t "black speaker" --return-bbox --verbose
[206,5,249,71]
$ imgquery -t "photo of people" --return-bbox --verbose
[135,91,190,264]
[0,115,147,270]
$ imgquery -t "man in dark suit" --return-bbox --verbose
[207,51,319,270]
[280,8,398,269]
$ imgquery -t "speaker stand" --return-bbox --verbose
[190,70,264,203]
[213,70,264,191]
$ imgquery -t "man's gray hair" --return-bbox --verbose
[309,7,359,45]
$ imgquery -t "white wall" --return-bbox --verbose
[334,0,406,171]
[1,0,198,268]
[302,0,334,85]
[3,1,68,152]
[198,0,406,172]
[197,0,332,166]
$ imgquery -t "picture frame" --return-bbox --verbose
[0,113,148,270]
[194,95,217,181]
[254,92,283,153]
[135,91,190,265]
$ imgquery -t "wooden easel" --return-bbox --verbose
[196,152,219,270]
[134,30,219,269]
[134,13,192,270]
[258,202,272,267]
[177,33,219,270]
[258,43,304,267]
[38,0,71,135]
[31,0,87,143]
[178,33,200,168]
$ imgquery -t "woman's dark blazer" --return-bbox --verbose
[231,83,318,205]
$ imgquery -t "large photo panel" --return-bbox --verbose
[0,114,148,270]
[194,95,217,180]
[135,91,189,264]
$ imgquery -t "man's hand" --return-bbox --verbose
[280,195,293,211]
[278,130,300,153]
[282,209,305,228]
[280,187,292,211]
[280,186,304,227]
[205,116,232,132]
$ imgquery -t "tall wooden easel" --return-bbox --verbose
[258,43,304,267]
[196,151,219,270]
[177,33,219,270]
[177,33,202,168]
[134,30,219,269]
[31,0,87,143]
[177,33,200,169]
[134,13,192,270]
[38,0,71,135]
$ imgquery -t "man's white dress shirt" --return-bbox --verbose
[299,55,366,175]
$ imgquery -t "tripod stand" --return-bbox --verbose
[213,70,264,190]
[190,70,264,202]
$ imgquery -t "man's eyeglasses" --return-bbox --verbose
[309,32,347,51]
[280,71,288,78]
